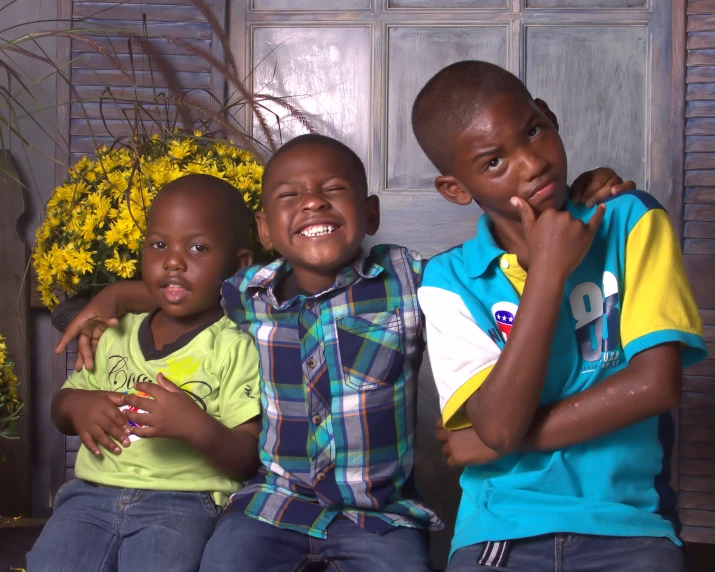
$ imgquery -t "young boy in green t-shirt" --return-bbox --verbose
[27,174,262,572]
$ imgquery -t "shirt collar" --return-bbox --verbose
[463,213,505,278]
[242,249,384,304]
[464,194,577,278]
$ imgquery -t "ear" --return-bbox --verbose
[434,175,473,206]
[365,194,380,236]
[255,211,273,251]
[232,248,253,274]
[534,98,559,132]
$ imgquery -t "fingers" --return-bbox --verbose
[105,392,128,407]
[123,408,151,427]
[78,431,102,456]
[510,196,536,234]
[129,426,155,439]
[75,334,94,371]
[610,180,636,197]
[133,382,162,399]
[122,393,155,411]
[586,204,607,235]
[80,424,123,456]
[156,373,180,393]
[98,413,131,448]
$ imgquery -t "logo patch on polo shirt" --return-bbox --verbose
[491,302,518,342]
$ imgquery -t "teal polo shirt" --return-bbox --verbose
[418,191,708,558]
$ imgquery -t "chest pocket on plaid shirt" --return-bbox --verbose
[336,310,405,391]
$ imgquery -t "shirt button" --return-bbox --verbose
[501,258,510,269]
[312,415,322,425]
[307,358,316,368]
[316,472,327,482]
[305,301,314,310]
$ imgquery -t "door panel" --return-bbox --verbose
[524,24,648,185]
[252,0,372,10]
[525,0,647,8]
[251,26,372,166]
[386,25,508,190]
[389,0,509,8]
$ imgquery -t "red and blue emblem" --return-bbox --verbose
[491,302,519,342]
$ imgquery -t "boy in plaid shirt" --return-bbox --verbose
[58,133,633,571]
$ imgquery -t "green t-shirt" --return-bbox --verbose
[62,311,261,505]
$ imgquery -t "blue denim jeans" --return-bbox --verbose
[447,534,686,572]
[199,508,432,572]
[26,479,219,572]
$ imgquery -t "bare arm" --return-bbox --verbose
[440,343,680,465]
[466,202,606,454]
[55,281,157,370]
[465,267,565,454]
[188,416,261,481]
[523,342,681,450]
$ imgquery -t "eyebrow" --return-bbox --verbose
[469,110,542,163]
[269,175,350,190]
[471,147,501,163]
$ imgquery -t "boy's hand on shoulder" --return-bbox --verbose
[123,374,206,442]
[65,390,132,456]
[511,197,606,281]
[436,420,502,466]
[54,287,123,371]
[570,168,636,208]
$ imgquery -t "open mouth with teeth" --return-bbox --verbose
[297,224,340,238]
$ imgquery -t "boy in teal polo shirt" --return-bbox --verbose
[412,61,708,571]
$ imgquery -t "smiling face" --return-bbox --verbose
[435,93,568,225]
[141,189,244,328]
[256,141,379,293]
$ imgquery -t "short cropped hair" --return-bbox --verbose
[152,173,251,250]
[263,134,368,196]
[411,60,533,175]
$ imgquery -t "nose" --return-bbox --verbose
[519,147,549,181]
[163,248,186,272]
[300,189,330,212]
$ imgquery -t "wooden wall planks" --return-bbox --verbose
[682,4,715,543]
[66,0,224,165]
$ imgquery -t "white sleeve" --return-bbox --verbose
[418,285,502,429]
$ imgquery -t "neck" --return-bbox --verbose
[278,267,338,301]
[489,214,531,271]
[150,306,220,350]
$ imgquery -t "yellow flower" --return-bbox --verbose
[32,135,264,309]
[104,250,137,279]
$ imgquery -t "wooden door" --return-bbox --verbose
[229,1,681,565]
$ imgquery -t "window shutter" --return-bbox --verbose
[680,0,715,545]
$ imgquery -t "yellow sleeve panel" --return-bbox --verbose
[442,365,494,430]
[621,208,705,364]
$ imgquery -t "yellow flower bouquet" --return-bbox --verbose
[32,132,264,310]
[0,334,21,441]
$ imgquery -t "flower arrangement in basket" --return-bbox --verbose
[0,334,21,441]
[20,0,316,312]
[32,131,265,310]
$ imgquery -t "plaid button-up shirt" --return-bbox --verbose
[221,244,442,538]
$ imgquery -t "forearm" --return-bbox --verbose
[110,280,157,314]
[522,343,682,452]
[465,269,566,454]
[51,389,81,435]
[188,415,260,481]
